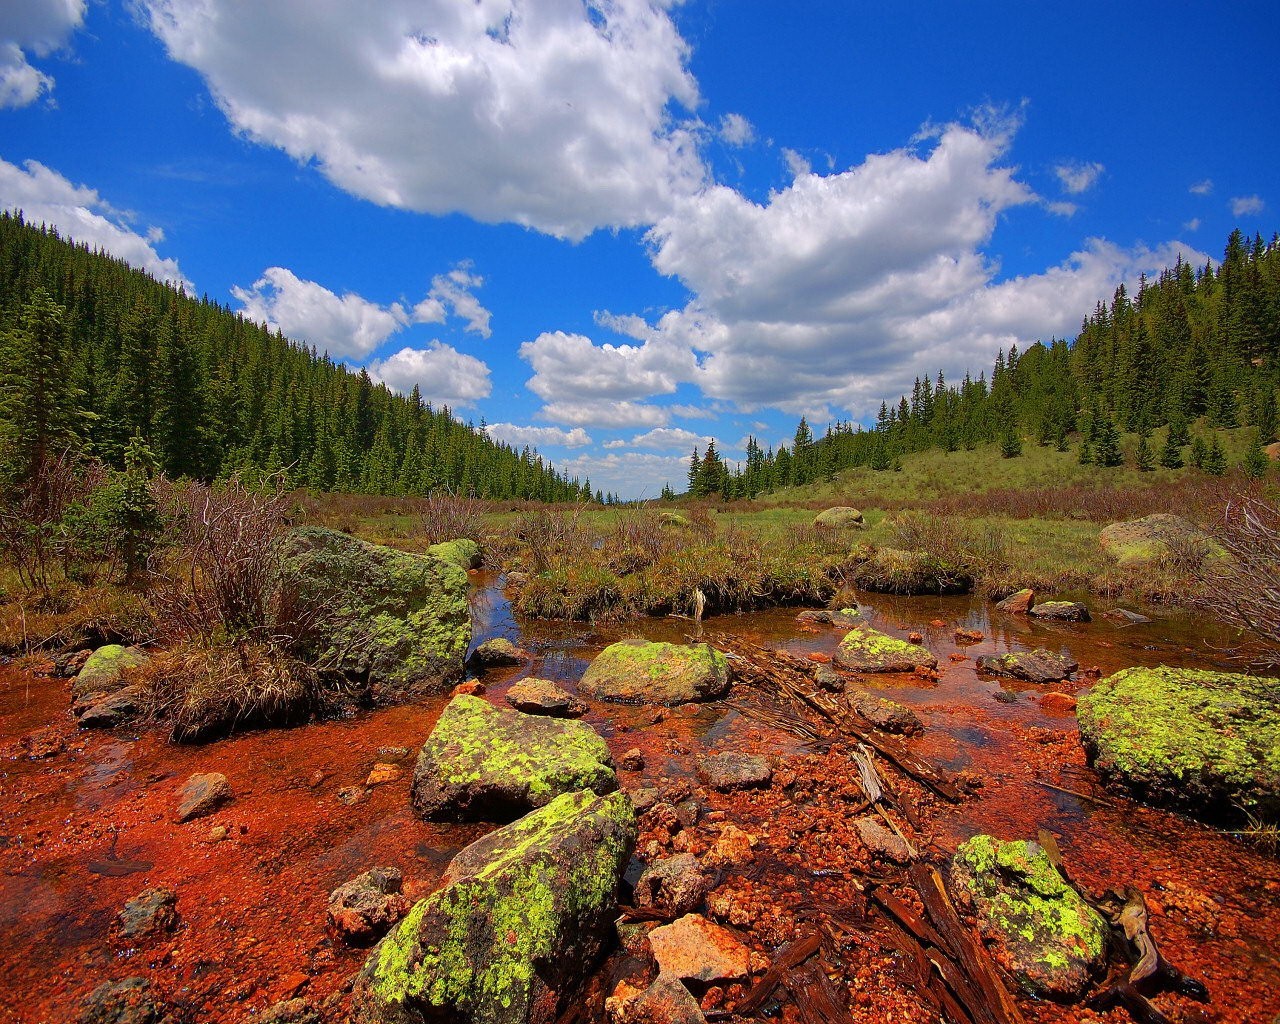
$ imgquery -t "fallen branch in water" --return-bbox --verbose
[736,931,823,1015]
[1034,779,1115,808]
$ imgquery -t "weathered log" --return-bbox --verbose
[735,931,823,1015]
[783,959,852,1024]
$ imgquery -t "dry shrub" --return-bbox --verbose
[417,490,486,545]
[510,503,597,573]
[1197,496,1280,667]
[0,584,153,654]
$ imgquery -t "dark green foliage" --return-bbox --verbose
[1134,434,1155,472]
[0,214,583,501]
[1203,436,1228,476]
[1158,429,1184,469]
[1242,433,1270,478]
[999,426,1022,459]
[1093,418,1123,467]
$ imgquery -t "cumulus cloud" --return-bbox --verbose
[367,342,492,408]
[413,263,492,337]
[556,451,690,498]
[1053,160,1104,194]
[781,147,811,178]
[1231,194,1265,216]
[623,426,713,450]
[0,156,188,287]
[1189,179,1213,196]
[0,0,85,108]
[1184,217,1201,232]
[519,328,696,407]
[483,423,592,449]
[140,0,705,240]
[718,112,755,147]
[538,400,669,428]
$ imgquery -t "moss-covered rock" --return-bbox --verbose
[976,649,1078,684]
[1098,514,1209,566]
[72,644,149,699]
[851,547,972,595]
[276,526,471,701]
[412,694,616,821]
[468,637,531,669]
[577,640,730,706]
[950,835,1108,999]
[813,507,864,529]
[1077,666,1280,819]
[428,538,482,570]
[1029,600,1090,622]
[994,588,1035,614]
[352,790,637,1024]
[833,627,937,673]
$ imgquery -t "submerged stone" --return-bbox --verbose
[697,752,772,792]
[949,835,1108,999]
[834,627,937,673]
[352,790,637,1024]
[846,689,922,734]
[976,649,1078,684]
[412,694,616,821]
[468,637,532,669]
[1077,666,1280,819]
[1029,601,1090,622]
[577,640,730,706]
[276,526,471,701]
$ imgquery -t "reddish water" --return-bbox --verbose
[1,575,1277,1023]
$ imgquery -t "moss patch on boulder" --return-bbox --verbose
[428,538,482,570]
[813,507,863,529]
[578,640,730,706]
[276,526,470,701]
[834,627,937,673]
[72,644,149,699]
[1077,666,1280,820]
[1098,514,1210,566]
[950,835,1108,999]
[412,694,616,821]
[352,790,636,1024]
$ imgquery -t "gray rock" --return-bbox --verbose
[813,664,845,692]
[1029,601,1090,622]
[76,977,178,1024]
[411,694,616,822]
[327,866,410,945]
[468,637,532,669]
[975,649,1078,684]
[176,772,233,823]
[504,677,586,718]
[117,888,178,940]
[77,686,143,728]
[626,787,661,812]
[697,752,771,792]
[796,608,865,627]
[847,690,922,734]
[633,854,710,917]
[607,973,706,1024]
[1102,608,1152,624]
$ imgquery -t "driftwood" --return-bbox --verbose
[783,959,852,1024]
[736,931,823,1014]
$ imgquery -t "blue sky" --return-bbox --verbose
[2,1,1277,497]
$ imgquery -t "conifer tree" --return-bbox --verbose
[1157,429,1184,469]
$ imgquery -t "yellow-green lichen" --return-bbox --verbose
[428,538,482,570]
[578,640,730,705]
[835,627,936,671]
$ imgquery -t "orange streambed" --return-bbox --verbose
[1,576,1278,1023]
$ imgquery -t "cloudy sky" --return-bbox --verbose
[2,1,1276,497]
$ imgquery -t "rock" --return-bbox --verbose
[365,764,403,786]
[813,507,864,529]
[1040,692,1077,715]
[627,787,661,812]
[505,571,530,587]
[72,645,149,700]
[505,678,587,718]
[117,888,178,940]
[1029,601,1090,622]
[376,746,411,763]
[208,825,229,843]
[975,649,1079,684]
[254,999,322,1024]
[352,790,636,1024]
[275,526,471,701]
[796,607,865,627]
[634,854,710,917]
[619,748,645,772]
[606,974,706,1024]
[337,786,369,806]
[846,690,922,734]
[54,648,93,678]
[468,637,532,669]
[1102,608,1152,625]
[954,628,985,644]
[704,825,756,868]
[18,726,66,758]
[427,538,483,570]
[176,772,233,823]
[75,977,178,1024]
[994,589,1035,614]
[852,546,972,595]
[411,694,616,822]
[578,640,730,706]
[1077,666,1280,819]
[328,866,411,945]
[697,752,771,792]
[660,512,692,528]
[812,664,845,692]
[1099,514,1209,566]
[77,686,143,728]
[648,914,750,983]
[852,817,912,864]
[949,835,1108,998]
[834,627,937,673]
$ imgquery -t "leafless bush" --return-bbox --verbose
[417,490,486,544]
[511,503,597,573]
[1197,496,1280,667]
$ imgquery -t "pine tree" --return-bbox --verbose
[999,426,1022,459]
[1241,432,1270,478]
[1134,434,1155,471]
[1157,429,1184,469]
[1203,436,1227,476]
[1094,418,1122,467]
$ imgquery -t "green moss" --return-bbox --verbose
[1077,666,1280,815]
[73,644,148,697]
[578,640,730,705]
[836,626,936,671]
[428,538,482,570]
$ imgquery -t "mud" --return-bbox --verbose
[1,574,1277,1023]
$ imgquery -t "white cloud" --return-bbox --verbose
[670,403,716,419]
[1231,194,1265,217]
[0,156,188,287]
[140,0,706,240]
[624,426,713,450]
[538,400,669,428]
[519,328,696,408]
[1189,179,1213,196]
[781,147,810,178]
[367,342,492,408]
[232,268,410,360]
[0,0,85,108]
[414,263,492,337]
[556,451,690,499]
[718,112,755,147]
[483,423,592,449]
[1053,160,1104,194]
[1183,217,1201,232]
[1046,200,1077,217]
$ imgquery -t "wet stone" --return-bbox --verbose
[994,588,1035,614]
[1029,600,1091,622]
[634,853,710,918]
[626,786,661,812]
[504,677,587,717]
[648,914,751,983]
[327,866,410,945]
[697,752,772,792]
[467,636,532,669]
[607,973,707,1024]
[117,887,179,940]
[834,626,938,673]
[1103,607,1152,624]
[337,786,368,806]
[847,690,922,734]
[176,772,234,823]
[578,640,730,706]
[619,747,645,771]
[365,764,403,787]
[77,686,143,729]
[812,664,845,692]
[75,977,177,1024]
[976,648,1079,684]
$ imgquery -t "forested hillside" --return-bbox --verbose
[686,228,1280,498]
[0,212,585,500]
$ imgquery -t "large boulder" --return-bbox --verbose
[427,538,482,570]
[412,694,616,821]
[949,836,1108,999]
[72,645,149,700]
[813,507,864,529]
[1029,601,1090,622]
[276,526,471,701]
[976,649,1078,684]
[994,589,1035,614]
[577,641,729,706]
[834,627,937,673]
[851,547,972,595]
[352,790,637,1024]
[1077,666,1280,819]
[1099,514,1208,566]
